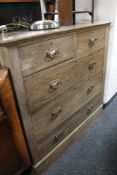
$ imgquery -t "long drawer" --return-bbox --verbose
[19,34,75,77]
[77,27,106,58]
[24,50,104,113]
[33,92,103,160]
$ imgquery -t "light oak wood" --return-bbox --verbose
[32,92,103,160]
[19,34,75,77]
[33,106,103,175]
[24,59,82,112]
[0,22,110,46]
[24,49,104,113]
[0,22,110,174]
[77,27,106,58]
[77,48,105,81]
[31,71,103,144]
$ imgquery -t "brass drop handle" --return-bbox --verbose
[86,104,94,115]
[87,84,95,94]
[46,48,59,59]
[49,79,62,90]
[53,130,64,143]
[89,38,97,47]
[51,107,62,120]
[88,61,96,70]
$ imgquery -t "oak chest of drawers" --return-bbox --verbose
[0,22,110,174]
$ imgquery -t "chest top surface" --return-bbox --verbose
[0,21,110,46]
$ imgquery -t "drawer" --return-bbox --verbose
[81,48,104,81]
[33,92,103,160]
[77,27,106,58]
[24,59,84,113]
[19,34,75,77]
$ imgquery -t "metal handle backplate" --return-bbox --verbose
[53,130,64,143]
[87,84,95,94]
[51,107,62,120]
[46,48,59,60]
[86,104,94,115]
[49,79,62,90]
[88,61,96,70]
[89,38,97,47]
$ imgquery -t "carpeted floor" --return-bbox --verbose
[42,95,117,175]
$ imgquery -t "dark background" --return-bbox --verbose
[0,3,41,25]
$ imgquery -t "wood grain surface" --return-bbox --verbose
[77,27,106,58]
[0,23,110,174]
[24,48,104,113]
[0,22,110,46]
[31,71,103,159]
[0,67,31,175]
[19,34,75,77]
[33,93,102,160]
[58,0,73,26]
[33,106,103,175]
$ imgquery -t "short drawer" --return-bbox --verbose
[33,92,103,160]
[24,50,104,114]
[19,34,75,77]
[77,27,106,58]
[81,48,104,81]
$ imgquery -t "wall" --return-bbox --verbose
[95,0,117,103]
[75,0,117,103]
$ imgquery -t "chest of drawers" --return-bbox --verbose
[0,22,110,174]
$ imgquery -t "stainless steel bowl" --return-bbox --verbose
[30,20,59,31]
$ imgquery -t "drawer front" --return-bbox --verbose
[32,71,103,141]
[77,27,106,58]
[24,50,104,114]
[81,48,104,81]
[33,92,103,160]
[19,34,75,77]
[24,59,83,113]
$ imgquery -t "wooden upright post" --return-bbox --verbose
[58,0,73,26]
